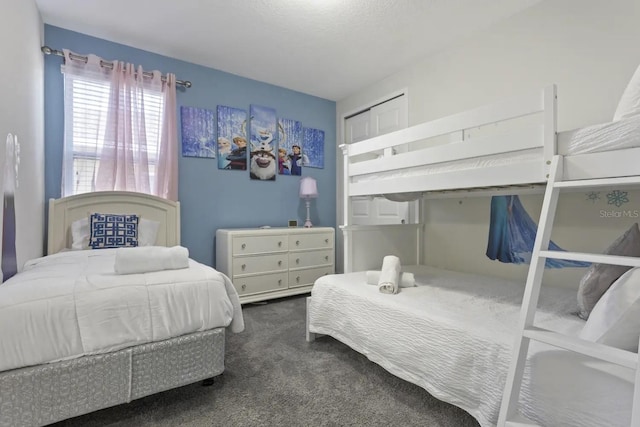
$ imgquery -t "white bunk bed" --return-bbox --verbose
[307,84,640,426]
[340,84,640,272]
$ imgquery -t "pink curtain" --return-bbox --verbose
[155,73,178,201]
[62,49,178,200]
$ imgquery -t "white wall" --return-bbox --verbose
[336,0,640,287]
[0,0,45,269]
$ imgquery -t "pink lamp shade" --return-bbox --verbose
[299,177,318,227]
[299,177,318,199]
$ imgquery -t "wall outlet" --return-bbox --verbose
[288,220,298,227]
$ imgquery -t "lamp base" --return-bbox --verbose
[304,199,313,228]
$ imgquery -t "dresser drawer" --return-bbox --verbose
[234,272,288,296]
[233,234,288,255]
[289,266,334,288]
[289,249,333,269]
[289,232,333,251]
[233,253,288,275]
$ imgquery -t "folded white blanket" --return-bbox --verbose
[366,270,416,288]
[115,246,190,275]
[378,255,401,294]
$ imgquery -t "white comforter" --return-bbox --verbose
[0,249,244,372]
[308,266,633,427]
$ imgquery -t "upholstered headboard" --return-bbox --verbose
[47,191,181,255]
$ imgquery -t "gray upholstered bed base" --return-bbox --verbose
[0,328,225,427]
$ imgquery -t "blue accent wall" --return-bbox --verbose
[44,25,336,266]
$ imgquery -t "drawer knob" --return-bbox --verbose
[241,243,246,249]
[241,264,246,270]
[278,260,282,266]
[241,284,246,291]
[296,276,300,282]
[325,238,329,243]
[278,241,282,247]
[325,255,329,261]
[278,279,282,286]
[296,240,300,246]
[296,258,300,264]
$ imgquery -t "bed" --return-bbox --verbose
[307,266,634,427]
[319,82,640,426]
[0,191,244,427]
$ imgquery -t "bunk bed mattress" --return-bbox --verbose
[308,266,633,427]
[557,114,640,155]
[0,249,243,373]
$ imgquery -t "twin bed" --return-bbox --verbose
[0,191,243,427]
[308,83,640,426]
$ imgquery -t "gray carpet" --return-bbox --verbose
[54,295,480,426]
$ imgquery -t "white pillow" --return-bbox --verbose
[71,216,160,249]
[613,63,640,121]
[579,267,640,352]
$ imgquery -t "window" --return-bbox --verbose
[63,73,164,196]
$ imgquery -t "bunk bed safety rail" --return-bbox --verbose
[346,84,557,158]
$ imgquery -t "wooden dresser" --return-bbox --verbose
[216,227,335,304]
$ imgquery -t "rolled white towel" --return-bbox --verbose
[378,255,401,294]
[114,246,190,275]
[365,270,416,288]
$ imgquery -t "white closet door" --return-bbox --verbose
[346,95,409,225]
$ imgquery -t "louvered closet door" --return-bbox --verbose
[346,95,410,225]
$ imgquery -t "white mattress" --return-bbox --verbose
[308,266,633,427]
[558,114,640,155]
[0,249,244,372]
[352,116,640,185]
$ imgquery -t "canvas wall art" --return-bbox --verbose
[249,105,277,181]
[217,106,248,170]
[277,118,303,176]
[180,106,216,158]
[303,127,325,169]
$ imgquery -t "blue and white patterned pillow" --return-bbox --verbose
[89,213,139,249]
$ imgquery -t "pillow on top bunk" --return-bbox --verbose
[72,215,160,250]
[613,63,640,121]
[579,267,640,352]
[577,223,640,320]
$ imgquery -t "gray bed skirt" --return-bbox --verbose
[0,327,225,427]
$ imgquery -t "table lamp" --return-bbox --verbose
[299,177,318,228]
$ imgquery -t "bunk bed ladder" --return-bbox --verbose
[498,155,640,427]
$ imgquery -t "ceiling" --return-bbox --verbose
[35,0,541,101]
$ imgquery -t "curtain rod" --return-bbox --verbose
[41,45,192,88]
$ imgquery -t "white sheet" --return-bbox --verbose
[558,115,640,155]
[0,249,244,372]
[308,266,633,427]
[352,116,640,186]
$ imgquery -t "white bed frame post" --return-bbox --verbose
[497,156,563,427]
[340,143,353,273]
[542,84,557,179]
